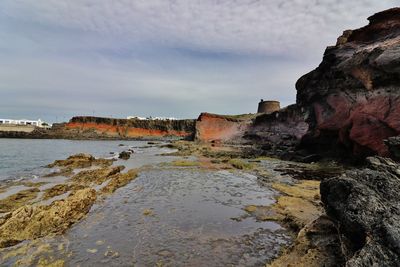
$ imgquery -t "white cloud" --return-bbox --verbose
[0,1,395,121]
[0,0,394,57]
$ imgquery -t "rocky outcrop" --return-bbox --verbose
[385,136,400,160]
[62,116,195,140]
[296,8,400,159]
[195,113,255,143]
[195,107,308,148]
[244,105,308,156]
[0,117,196,140]
[0,188,97,248]
[321,156,400,266]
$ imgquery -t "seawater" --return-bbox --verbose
[0,138,291,266]
[0,139,147,181]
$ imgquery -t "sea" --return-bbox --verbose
[0,138,146,182]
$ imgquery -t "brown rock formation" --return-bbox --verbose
[64,116,195,140]
[0,188,96,248]
[0,116,196,140]
[296,8,400,159]
[245,105,308,150]
[195,113,255,143]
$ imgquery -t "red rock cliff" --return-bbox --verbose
[62,116,195,140]
[195,113,255,143]
[296,8,400,158]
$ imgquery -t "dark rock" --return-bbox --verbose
[321,156,400,266]
[118,151,131,160]
[261,143,272,151]
[300,154,321,163]
[385,136,400,160]
[296,8,400,159]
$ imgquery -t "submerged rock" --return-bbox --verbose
[118,151,131,160]
[0,188,96,248]
[100,169,138,195]
[321,156,400,266]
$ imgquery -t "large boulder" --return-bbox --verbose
[320,156,400,266]
[296,8,400,159]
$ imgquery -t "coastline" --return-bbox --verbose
[0,140,341,266]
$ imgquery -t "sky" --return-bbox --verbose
[0,1,395,122]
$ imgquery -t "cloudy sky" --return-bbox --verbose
[0,1,395,122]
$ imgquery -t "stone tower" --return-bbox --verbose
[257,99,280,114]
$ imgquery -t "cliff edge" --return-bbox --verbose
[296,8,400,159]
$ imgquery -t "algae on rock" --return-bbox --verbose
[0,188,96,248]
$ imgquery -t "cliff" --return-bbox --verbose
[296,8,400,159]
[0,117,196,140]
[195,113,256,143]
[63,116,195,140]
[194,108,310,160]
[244,105,308,150]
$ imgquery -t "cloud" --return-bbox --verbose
[0,0,395,121]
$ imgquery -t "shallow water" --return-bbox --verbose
[0,139,152,181]
[61,169,288,266]
[0,141,292,266]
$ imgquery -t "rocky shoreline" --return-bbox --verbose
[0,7,399,267]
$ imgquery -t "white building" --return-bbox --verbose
[0,118,50,128]
[127,116,178,121]
[127,116,147,120]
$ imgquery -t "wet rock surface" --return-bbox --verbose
[47,153,113,170]
[118,150,131,160]
[321,156,400,266]
[0,188,96,248]
[0,188,40,213]
[268,215,344,267]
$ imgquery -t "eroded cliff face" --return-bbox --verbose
[195,108,309,159]
[0,117,196,140]
[195,113,255,143]
[296,8,400,158]
[245,105,308,148]
[63,116,195,139]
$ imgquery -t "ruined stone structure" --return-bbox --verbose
[257,100,280,114]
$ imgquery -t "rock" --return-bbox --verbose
[0,188,40,213]
[118,151,131,160]
[0,116,196,140]
[100,169,138,195]
[147,141,160,145]
[0,188,96,248]
[63,116,195,140]
[300,154,321,163]
[385,136,400,160]
[72,166,125,185]
[42,183,85,200]
[268,215,344,267]
[195,113,255,143]
[296,8,400,159]
[320,156,400,266]
[47,153,112,169]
